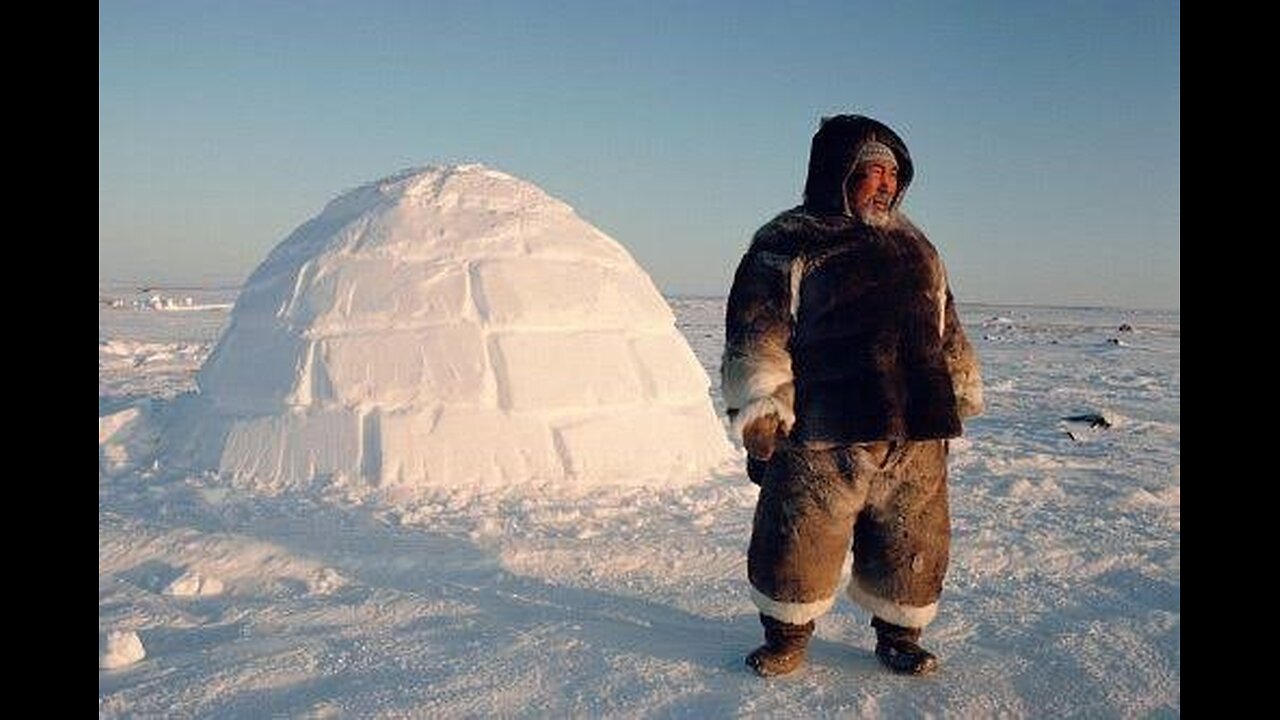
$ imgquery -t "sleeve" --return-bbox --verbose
[940,285,984,419]
[720,241,798,444]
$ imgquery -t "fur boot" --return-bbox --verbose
[746,613,815,677]
[872,616,938,675]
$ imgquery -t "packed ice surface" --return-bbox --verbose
[160,165,734,491]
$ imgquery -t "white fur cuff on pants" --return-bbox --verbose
[750,587,835,625]
[730,396,795,444]
[846,577,938,629]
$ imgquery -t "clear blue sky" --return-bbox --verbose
[100,0,1179,309]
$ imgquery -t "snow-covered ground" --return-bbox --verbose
[100,290,1179,717]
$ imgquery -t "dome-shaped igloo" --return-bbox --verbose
[167,164,734,489]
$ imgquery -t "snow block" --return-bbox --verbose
[523,223,634,266]
[198,322,309,415]
[629,332,713,402]
[475,258,674,329]
[299,258,470,334]
[377,407,563,487]
[493,331,646,410]
[219,409,360,487]
[313,326,490,408]
[554,404,731,482]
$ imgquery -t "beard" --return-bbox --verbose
[853,195,894,228]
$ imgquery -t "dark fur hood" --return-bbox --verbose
[802,115,914,217]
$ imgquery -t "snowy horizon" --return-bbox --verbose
[100,281,1181,315]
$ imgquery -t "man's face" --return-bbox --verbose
[848,161,898,227]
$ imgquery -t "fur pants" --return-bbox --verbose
[747,439,950,629]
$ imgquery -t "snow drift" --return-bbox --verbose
[162,164,734,490]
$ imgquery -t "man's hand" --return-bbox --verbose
[743,413,786,461]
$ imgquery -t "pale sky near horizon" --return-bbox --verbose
[100,1,1179,309]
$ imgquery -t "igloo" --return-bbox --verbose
[166,164,734,489]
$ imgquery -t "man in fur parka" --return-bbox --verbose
[721,114,983,677]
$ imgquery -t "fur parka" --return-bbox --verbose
[721,115,982,447]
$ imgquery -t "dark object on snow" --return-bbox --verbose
[1118,323,1133,332]
[1106,337,1123,345]
[873,616,939,675]
[746,614,814,677]
[1064,413,1112,428]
